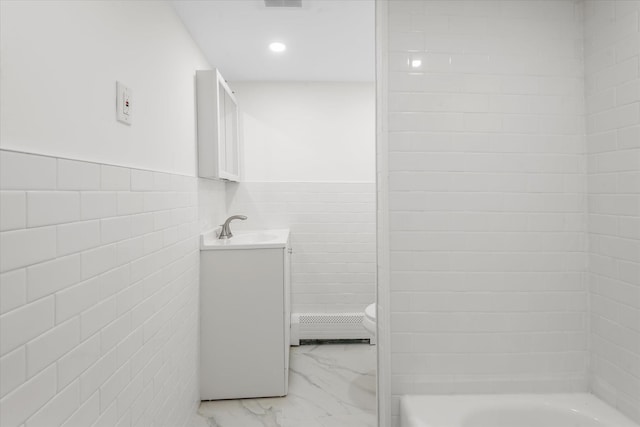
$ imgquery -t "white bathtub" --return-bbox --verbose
[400,393,639,427]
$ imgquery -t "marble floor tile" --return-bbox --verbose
[191,344,376,427]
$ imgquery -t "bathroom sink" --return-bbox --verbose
[200,229,290,250]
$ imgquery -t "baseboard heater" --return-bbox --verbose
[290,312,375,345]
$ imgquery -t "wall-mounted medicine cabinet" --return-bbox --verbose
[196,69,240,181]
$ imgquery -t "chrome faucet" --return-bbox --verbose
[218,215,247,239]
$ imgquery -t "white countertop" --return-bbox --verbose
[200,229,290,250]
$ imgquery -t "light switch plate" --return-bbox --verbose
[116,81,132,125]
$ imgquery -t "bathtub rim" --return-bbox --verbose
[399,393,639,427]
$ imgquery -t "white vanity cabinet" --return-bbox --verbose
[199,230,291,400]
[196,69,240,181]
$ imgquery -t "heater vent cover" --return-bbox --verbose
[299,313,364,324]
[264,0,302,7]
[290,312,375,345]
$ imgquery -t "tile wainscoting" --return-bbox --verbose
[0,149,226,427]
[227,182,377,314]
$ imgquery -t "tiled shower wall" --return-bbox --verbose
[227,182,376,313]
[584,0,640,422]
[384,1,588,421]
[0,149,224,427]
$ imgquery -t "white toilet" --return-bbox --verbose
[363,303,376,344]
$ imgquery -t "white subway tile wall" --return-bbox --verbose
[384,1,588,422]
[227,182,376,313]
[0,150,222,427]
[585,1,640,423]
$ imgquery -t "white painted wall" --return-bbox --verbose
[584,1,640,423]
[379,2,588,424]
[232,82,375,183]
[0,1,209,176]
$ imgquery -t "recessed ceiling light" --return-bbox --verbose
[411,59,422,68]
[269,42,287,53]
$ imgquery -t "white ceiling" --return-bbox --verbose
[171,0,375,82]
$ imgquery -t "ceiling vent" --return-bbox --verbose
[264,0,302,7]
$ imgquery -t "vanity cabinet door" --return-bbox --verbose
[200,247,288,400]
